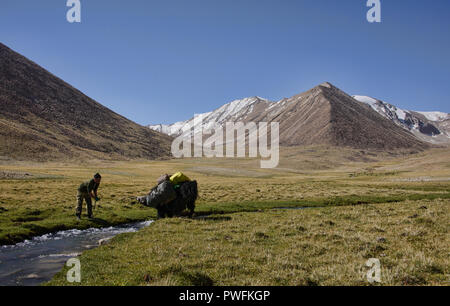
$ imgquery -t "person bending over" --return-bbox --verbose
[76,173,101,219]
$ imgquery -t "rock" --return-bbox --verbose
[98,237,112,245]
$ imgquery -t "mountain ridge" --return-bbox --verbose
[352,95,450,144]
[0,42,173,161]
[149,82,435,150]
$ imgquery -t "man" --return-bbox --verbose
[76,173,101,219]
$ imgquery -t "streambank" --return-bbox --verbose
[0,220,153,286]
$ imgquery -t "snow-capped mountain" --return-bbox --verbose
[148,96,272,137]
[148,83,434,150]
[148,83,449,148]
[353,95,450,144]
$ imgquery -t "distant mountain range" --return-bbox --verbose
[0,43,172,161]
[352,95,450,144]
[1,41,446,162]
[150,82,448,150]
[150,96,272,136]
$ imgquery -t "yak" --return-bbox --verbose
[137,180,198,218]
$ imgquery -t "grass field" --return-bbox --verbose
[0,146,449,285]
[46,200,449,286]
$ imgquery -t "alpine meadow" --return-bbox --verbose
[0,1,449,290]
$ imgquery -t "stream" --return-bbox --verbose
[0,207,317,286]
[0,220,153,286]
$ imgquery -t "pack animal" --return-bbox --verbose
[137,180,198,218]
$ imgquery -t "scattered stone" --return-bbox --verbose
[23,273,40,279]
[0,171,33,179]
[98,237,112,246]
[297,226,307,232]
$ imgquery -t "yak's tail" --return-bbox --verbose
[179,180,198,213]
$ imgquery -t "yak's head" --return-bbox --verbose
[137,196,147,205]
[137,195,159,208]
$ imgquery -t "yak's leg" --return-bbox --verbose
[188,208,194,218]
[157,208,166,219]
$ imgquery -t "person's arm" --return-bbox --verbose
[88,180,96,199]
[93,181,100,200]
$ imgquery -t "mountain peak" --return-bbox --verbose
[149,82,431,150]
[318,82,334,89]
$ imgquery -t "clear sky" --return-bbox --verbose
[1,0,449,125]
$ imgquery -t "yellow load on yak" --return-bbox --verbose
[169,172,191,185]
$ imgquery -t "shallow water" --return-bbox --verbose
[0,220,153,286]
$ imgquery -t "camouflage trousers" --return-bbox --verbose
[76,192,92,217]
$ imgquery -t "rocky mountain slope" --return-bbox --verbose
[150,82,430,150]
[0,43,172,161]
[353,95,450,144]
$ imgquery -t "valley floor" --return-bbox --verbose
[46,200,449,286]
[0,146,449,285]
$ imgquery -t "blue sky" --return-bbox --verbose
[1,0,449,125]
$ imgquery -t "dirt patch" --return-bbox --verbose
[0,171,33,179]
[392,177,450,182]
[189,166,270,178]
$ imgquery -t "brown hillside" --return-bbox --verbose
[0,43,172,161]
[253,82,429,150]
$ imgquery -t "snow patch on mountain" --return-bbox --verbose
[352,95,378,106]
[148,96,272,137]
[353,95,409,122]
[416,111,449,122]
[353,95,450,142]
